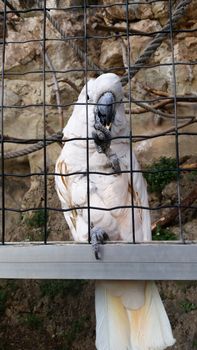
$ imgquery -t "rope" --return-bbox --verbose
[1,132,62,160]
[36,0,191,83]
[120,0,192,84]
[1,0,192,160]
[35,0,102,74]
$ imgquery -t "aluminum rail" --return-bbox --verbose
[0,242,196,280]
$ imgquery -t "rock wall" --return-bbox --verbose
[1,0,196,237]
[0,2,197,350]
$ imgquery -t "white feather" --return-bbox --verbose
[55,73,175,350]
[95,282,175,350]
[95,282,131,350]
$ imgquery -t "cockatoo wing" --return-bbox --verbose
[126,148,152,242]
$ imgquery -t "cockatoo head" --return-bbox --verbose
[63,73,126,140]
[88,73,124,130]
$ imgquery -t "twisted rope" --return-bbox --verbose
[120,0,192,84]
[1,132,62,160]
[1,0,192,160]
[35,0,102,74]
[36,0,191,83]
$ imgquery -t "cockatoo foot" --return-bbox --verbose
[90,226,108,260]
[106,149,121,173]
[92,130,109,154]
[92,123,121,174]
[92,129,111,154]
[92,120,111,154]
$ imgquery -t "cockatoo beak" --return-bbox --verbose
[96,91,115,129]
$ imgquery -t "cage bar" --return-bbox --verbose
[0,0,196,280]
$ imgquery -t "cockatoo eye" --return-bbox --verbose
[87,94,89,100]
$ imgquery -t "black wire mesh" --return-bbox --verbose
[0,0,197,245]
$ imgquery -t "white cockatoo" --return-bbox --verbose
[55,73,175,350]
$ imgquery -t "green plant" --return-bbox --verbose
[153,225,177,241]
[0,339,9,350]
[186,170,197,182]
[26,231,43,242]
[24,209,47,228]
[144,157,177,193]
[63,317,88,350]
[22,313,43,330]
[180,300,197,313]
[0,290,7,316]
[23,209,49,240]
[40,280,87,299]
[192,340,197,349]
[6,280,19,293]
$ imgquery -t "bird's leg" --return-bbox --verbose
[90,226,108,260]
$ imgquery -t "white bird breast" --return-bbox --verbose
[56,73,151,243]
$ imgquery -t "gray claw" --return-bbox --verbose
[92,119,111,155]
[90,227,108,259]
[106,149,121,174]
[92,130,110,154]
[92,120,121,174]
[110,153,121,173]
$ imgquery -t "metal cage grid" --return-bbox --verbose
[0,0,197,279]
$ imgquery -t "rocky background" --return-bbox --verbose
[0,0,196,349]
